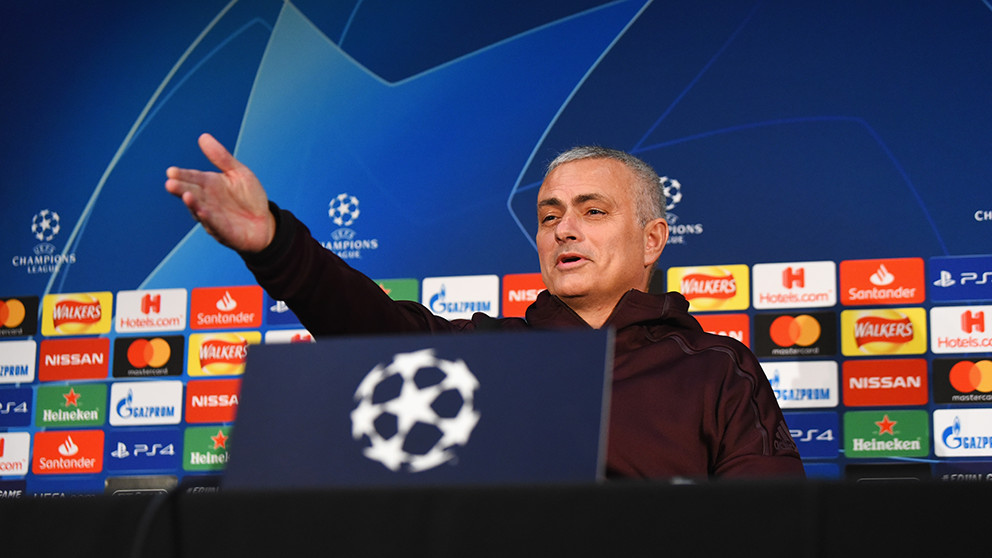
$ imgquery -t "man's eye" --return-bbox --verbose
[587,209,605,216]
[541,214,558,223]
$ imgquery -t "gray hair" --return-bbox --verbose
[545,146,666,226]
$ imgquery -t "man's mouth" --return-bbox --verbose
[556,252,588,267]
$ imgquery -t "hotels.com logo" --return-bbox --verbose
[752,261,836,309]
[930,305,992,354]
[668,265,749,312]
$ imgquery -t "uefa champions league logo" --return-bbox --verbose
[350,348,481,473]
[31,209,61,244]
[660,176,681,213]
[329,193,360,227]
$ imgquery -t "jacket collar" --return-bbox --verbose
[525,289,701,333]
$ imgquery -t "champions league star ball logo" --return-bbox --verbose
[31,209,61,242]
[350,348,481,472]
[328,193,360,227]
[660,176,681,212]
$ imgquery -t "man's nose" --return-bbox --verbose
[555,212,581,242]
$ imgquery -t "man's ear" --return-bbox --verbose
[643,218,668,267]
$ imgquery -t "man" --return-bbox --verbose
[166,133,804,478]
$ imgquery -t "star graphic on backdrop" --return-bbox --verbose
[63,387,81,407]
[211,429,229,449]
[875,415,897,436]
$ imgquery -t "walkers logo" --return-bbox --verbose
[115,289,187,333]
[41,292,113,336]
[933,358,992,404]
[0,433,31,476]
[190,286,262,330]
[0,340,36,384]
[188,332,260,376]
[753,311,836,357]
[0,387,32,427]
[502,273,545,318]
[109,381,183,426]
[841,308,927,356]
[185,379,241,424]
[0,296,38,337]
[184,426,231,472]
[843,359,928,406]
[105,429,181,472]
[935,409,992,457]
[784,412,839,459]
[929,255,992,303]
[760,360,838,408]
[668,265,749,312]
[422,275,500,320]
[36,384,106,428]
[930,305,992,354]
[322,193,380,260]
[752,261,836,309]
[694,313,750,346]
[839,258,925,306]
[113,335,184,378]
[32,430,104,475]
[38,337,109,381]
[844,410,928,458]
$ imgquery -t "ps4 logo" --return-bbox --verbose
[789,428,836,443]
[0,401,28,414]
[934,270,992,288]
[110,442,176,459]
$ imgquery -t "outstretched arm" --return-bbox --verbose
[164,133,276,253]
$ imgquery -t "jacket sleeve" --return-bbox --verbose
[711,345,807,478]
[239,203,471,337]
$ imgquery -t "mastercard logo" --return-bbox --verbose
[0,299,26,328]
[769,314,821,347]
[126,338,171,369]
[949,360,992,393]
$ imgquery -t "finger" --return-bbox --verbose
[198,133,243,174]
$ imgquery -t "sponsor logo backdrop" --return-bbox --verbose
[1,1,992,492]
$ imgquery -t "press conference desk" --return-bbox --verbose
[2,481,988,557]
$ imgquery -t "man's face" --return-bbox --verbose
[536,158,658,310]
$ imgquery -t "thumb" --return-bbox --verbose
[197,133,243,174]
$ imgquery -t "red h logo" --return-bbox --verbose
[782,267,805,289]
[961,311,985,333]
[141,294,161,315]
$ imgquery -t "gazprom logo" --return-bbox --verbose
[422,276,500,320]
